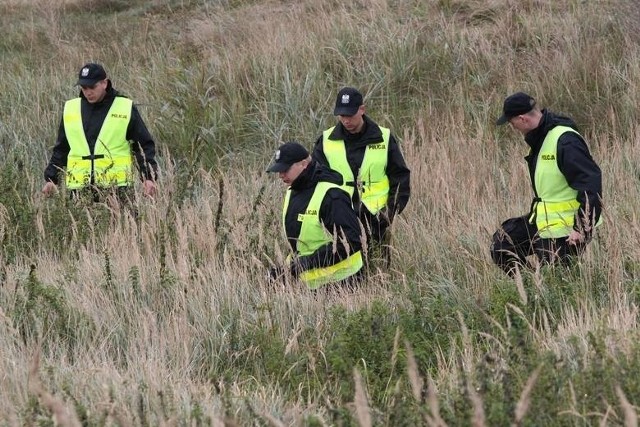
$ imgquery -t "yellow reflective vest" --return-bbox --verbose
[529,126,602,238]
[322,127,390,214]
[63,97,134,189]
[283,181,363,289]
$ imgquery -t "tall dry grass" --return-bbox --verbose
[1,0,640,424]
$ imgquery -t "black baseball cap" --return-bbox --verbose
[266,142,309,173]
[76,63,107,86]
[333,87,363,116]
[496,92,536,125]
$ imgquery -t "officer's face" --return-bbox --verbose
[508,111,542,136]
[337,105,365,134]
[80,79,108,104]
[508,115,529,135]
[278,158,309,186]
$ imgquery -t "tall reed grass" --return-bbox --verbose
[1,0,640,424]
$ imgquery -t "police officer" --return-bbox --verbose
[267,142,364,289]
[42,63,157,202]
[312,87,410,264]
[491,92,603,276]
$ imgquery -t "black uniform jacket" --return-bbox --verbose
[524,109,602,235]
[44,81,158,185]
[312,115,411,219]
[284,160,363,273]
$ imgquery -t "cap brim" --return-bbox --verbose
[266,162,290,173]
[76,78,101,86]
[495,114,509,126]
[333,106,359,116]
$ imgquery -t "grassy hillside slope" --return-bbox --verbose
[1,0,640,425]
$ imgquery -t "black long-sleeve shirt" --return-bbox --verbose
[312,115,411,218]
[284,160,363,272]
[44,81,157,185]
[524,109,602,234]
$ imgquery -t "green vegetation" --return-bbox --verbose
[1,0,640,425]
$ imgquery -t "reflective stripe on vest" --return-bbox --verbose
[63,97,134,189]
[529,126,601,238]
[283,181,363,289]
[322,126,390,214]
[299,251,363,289]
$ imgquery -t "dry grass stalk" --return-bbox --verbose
[506,304,539,340]
[405,340,423,402]
[159,418,178,427]
[426,375,447,427]
[467,379,486,427]
[28,352,81,427]
[513,267,527,305]
[457,311,485,426]
[457,311,473,366]
[390,326,401,374]
[258,411,286,427]
[353,368,372,427]
[384,326,401,398]
[615,385,638,427]
[107,405,130,427]
[284,322,302,356]
[601,405,614,426]
[513,365,542,425]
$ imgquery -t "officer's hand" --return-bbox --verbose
[378,208,392,228]
[143,180,157,198]
[567,230,584,246]
[289,259,305,278]
[267,266,285,282]
[42,182,58,197]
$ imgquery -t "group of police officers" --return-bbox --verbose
[42,63,602,290]
[266,87,411,288]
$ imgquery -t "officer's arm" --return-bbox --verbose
[557,134,602,234]
[127,105,158,181]
[386,134,411,217]
[44,118,70,185]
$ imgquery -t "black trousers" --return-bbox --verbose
[359,207,392,268]
[359,207,390,244]
[70,186,133,204]
[490,215,586,276]
[69,186,138,218]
